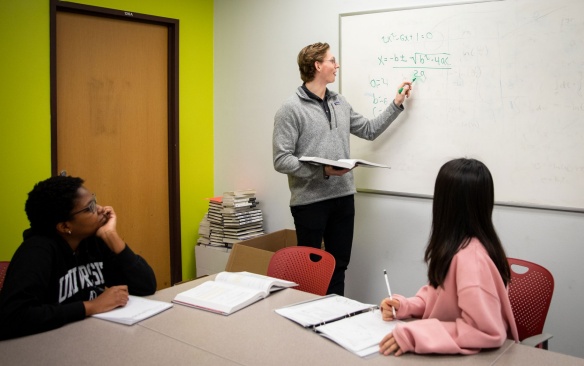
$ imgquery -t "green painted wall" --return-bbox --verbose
[0,0,214,282]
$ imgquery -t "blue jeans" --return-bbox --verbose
[290,195,355,296]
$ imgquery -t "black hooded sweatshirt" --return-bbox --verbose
[0,229,156,340]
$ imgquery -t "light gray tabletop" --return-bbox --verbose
[0,311,239,366]
[494,342,584,366]
[141,276,514,366]
[1,275,581,366]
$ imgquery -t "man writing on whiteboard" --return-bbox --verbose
[273,42,413,295]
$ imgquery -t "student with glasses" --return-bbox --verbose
[0,175,157,340]
[273,42,413,295]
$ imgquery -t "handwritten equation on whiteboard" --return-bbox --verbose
[340,0,584,210]
[358,26,495,116]
[364,30,458,116]
[380,32,451,67]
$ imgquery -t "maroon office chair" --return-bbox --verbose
[507,258,554,349]
[267,247,335,296]
[0,261,9,292]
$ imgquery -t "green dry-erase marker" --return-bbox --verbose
[398,77,416,93]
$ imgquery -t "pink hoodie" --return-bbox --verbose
[391,238,519,355]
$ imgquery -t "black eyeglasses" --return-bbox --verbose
[70,194,97,218]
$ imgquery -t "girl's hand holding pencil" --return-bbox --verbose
[382,269,399,320]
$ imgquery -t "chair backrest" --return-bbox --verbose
[507,258,554,342]
[0,261,10,292]
[267,247,335,296]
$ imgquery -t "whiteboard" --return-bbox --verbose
[340,0,584,211]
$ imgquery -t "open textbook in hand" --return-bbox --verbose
[172,271,298,315]
[276,294,400,357]
[299,156,390,170]
[92,295,173,325]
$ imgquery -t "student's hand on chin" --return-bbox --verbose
[96,207,117,236]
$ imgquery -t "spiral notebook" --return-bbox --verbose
[276,294,400,357]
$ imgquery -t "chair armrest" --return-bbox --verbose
[521,333,553,349]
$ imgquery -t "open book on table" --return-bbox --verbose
[276,294,401,357]
[299,156,390,170]
[92,295,173,325]
[172,271,298,315]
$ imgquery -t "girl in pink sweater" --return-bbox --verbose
[379,158,519,356]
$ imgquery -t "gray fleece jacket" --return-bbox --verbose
[273,86,403,206]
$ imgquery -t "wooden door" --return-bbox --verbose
[52,6,180,289]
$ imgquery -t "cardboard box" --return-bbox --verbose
[195,245,232,277]
[225,229,297,275]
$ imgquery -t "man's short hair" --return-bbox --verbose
[297,42,330,83]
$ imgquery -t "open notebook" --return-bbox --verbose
[276,294,400,357]
[92,295,173,325]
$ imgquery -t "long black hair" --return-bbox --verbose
[425,158,511,287]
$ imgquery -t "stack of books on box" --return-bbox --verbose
[197,214,211,245]
[222,190,264,244]
[197,190,265,248]
[207,197,226,247]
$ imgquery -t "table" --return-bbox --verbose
[143,277,511,366]
[0,310,238,366]
[1,275,582,365]
[493,341,584,366]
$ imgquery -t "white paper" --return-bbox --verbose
[276,294,376,327]
[316,310,400,357]
[92,295,173,325]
